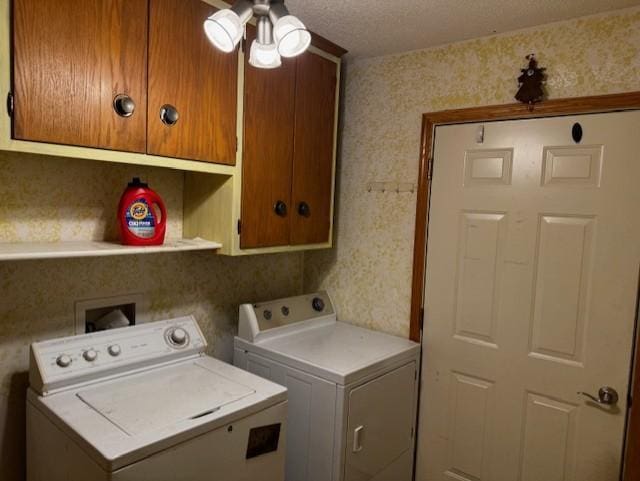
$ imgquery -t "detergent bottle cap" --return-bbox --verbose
[128,177,148,188]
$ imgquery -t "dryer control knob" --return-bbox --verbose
[56,354,72,368]
[108,344,121,357]
[312,297,325,312]
[83,349,98,362]
[170,328,188,346]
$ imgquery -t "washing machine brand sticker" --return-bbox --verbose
[125,199,156,238]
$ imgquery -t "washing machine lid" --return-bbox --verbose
[76,361,255,436]
[240,321,420,385]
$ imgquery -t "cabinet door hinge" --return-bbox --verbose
[6,92,13,117]
[419,307,425,330]
[236,136,239,153]
[237,219,242,235]
[426,157,434,181]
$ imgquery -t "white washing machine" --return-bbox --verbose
[233,292,420,481]
[28,316,287,481]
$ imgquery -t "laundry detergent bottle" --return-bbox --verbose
[118,178,167,246]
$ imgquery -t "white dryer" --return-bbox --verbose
[234,292,420,481]
[28,316,287,481]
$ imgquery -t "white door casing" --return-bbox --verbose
[416,111,640,481]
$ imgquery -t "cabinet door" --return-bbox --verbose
[290,52,338,245]
[147,0,237,164]
[12,0,148,152]
[240,27,296,249]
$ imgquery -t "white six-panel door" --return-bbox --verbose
[416,111,640,481]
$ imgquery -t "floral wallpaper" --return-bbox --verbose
[1,6,640,481]
[304,7,640,337]
[0,153,303,481]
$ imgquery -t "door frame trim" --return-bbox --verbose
[409,91,640,479]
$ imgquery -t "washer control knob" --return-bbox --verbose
[170,328,188,346]
[83,349,98,362]
[56,354,72,368]
[108,344,122,357]
[312,297,325,312]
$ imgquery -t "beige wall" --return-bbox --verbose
[0,153,303,481]
[1,6,640,481]
[304,7,640,338]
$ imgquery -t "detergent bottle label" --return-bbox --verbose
[125,199,156,239]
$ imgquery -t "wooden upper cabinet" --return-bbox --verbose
[240,26,297,249]
[147,0,238,164]
[12,0,148,152]
[290,52,338,245]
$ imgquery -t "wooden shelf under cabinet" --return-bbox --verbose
[0,238,222,261]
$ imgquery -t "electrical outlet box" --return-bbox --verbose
[75,293,149,334]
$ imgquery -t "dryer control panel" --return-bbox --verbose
[238,291,336,343]
[30,316,207,395]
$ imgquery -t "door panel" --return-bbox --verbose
[519,393,578,481]
[147,0,237,164]
[530,215,594,364]
[241,26,296,248]
[345,362,416,481]
[444,372,495,480]
[417,112,640,481]
[454,211,506,347]
[290,52,337,245]
[12,0,147,152]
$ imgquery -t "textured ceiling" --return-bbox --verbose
[284,0,640,58]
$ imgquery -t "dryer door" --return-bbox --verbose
[345,362,417,481]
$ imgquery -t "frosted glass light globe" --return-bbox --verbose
[204,9,243,53]
[249,40,282,69]
[273,15,311,58]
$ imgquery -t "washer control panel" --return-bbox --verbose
[30,316,206,395]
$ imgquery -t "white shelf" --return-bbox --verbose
[0,238,222,261]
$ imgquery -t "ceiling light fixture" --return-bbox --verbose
[204,0,311,69]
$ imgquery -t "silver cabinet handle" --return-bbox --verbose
[577,386,619,406]
[113,94,135,117]
[160,104,179,126]
[352,425,364,453]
